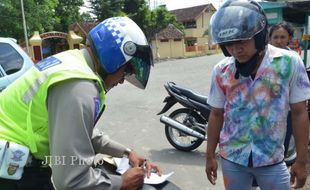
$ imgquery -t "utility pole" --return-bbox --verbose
[21,0,30,53]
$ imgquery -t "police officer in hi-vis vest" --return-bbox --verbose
[0,17,176,190]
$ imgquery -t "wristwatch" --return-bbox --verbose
[124,148,132,157]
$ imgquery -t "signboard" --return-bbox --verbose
[266,12,278,20]
[302,34,310,41]
[40,32,68,40]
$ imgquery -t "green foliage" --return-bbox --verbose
[0,0,183,43]
[80,12,95,22]
[88,0,124,21]
[0,0,84,41]
[88,0,183,40]
[123,0,151,33]
[26,0,59,33]
[54,0,84,32]
[0,0,58,42]
[0,0,22,39]
[148,6,184,38]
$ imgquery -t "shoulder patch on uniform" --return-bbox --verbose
[35,56,62,71]
[94,97,100,121]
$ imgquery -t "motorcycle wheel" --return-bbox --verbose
[165,108,206,151]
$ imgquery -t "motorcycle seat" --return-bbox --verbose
[170,84,208,105]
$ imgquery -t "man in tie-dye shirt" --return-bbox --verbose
[205,1,310,190]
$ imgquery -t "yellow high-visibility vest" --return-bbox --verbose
[0,50,105,160]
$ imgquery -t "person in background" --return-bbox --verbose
[269,21,294,50]
[205,0,310,189]
[269,21,302,55]
[269,21,296,161]
[0,16,176,190]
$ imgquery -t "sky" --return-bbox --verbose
[152,0,224,10]
[81,0,266,13]
[81,0,224,13]
[151,0,263,10]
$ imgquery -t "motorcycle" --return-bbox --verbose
[157,82,296,165]
[157,81,210,151]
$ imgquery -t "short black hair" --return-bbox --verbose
[268,21,294,38]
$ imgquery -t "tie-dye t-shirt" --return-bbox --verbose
[208,45,310,167]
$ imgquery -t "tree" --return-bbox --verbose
[88,0,151,36]
[0,0,58,42]
[80,12,95,22]
[54,0,84,32]
[123,0,151,34]
[88,0,125,21]
[147,6,184,39]
[0,0,23,39]
[87,0,183,41]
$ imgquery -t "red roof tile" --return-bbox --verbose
[156,24,184,40]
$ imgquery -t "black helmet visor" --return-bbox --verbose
[124,44,153,89]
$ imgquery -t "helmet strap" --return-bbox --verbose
[235,51,260,79]
[98,67,108,80]
[219,45,231,57]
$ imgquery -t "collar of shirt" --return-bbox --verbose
[222,45,287,80]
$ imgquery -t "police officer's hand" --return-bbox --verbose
[290,161,307,189]
[128,151,162,178]
[127,150,145,167]
[120,167,144,190]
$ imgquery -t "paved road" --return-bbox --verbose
[96,53,225,190]
[96,51,310,190]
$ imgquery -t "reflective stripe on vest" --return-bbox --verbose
[23,56,97,104]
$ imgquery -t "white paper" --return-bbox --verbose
[144,171,175,184]
[114,157,130,174]
[113,157,174,184]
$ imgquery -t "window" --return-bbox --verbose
[183,21,197,29]
[186,39,197,46]
[0,69,4,78]
[0,43,23,74]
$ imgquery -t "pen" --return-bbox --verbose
[141,159,147,169]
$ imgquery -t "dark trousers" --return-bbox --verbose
[100,160,181,190]
[143,181,181,190]
[0,166,54,190]
[0,162,181,190]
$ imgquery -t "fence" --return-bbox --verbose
[185,45,219,52]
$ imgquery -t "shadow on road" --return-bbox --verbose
[148,148,222,170]
[149,148,204,166]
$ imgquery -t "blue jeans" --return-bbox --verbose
[221,158,291,190]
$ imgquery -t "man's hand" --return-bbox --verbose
[121,167,145,190]
[290,161,308,189]
[290,101,309,189]
[205,108,222,186]
[206,157,218,185]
